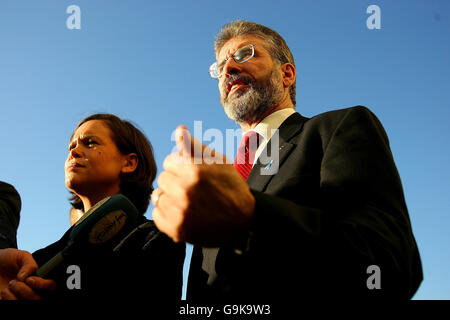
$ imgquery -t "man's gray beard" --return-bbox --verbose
[221,71,283,124]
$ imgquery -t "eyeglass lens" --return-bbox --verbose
[210,45,254,78]
[233,46,253,62]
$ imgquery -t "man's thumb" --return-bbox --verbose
[175,125,193,158]
[174,125,219,162]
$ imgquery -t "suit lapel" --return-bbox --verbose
[246,112,308,192]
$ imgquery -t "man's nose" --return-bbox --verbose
[222,58,243,79]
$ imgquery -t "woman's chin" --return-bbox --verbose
[65,179,85,194]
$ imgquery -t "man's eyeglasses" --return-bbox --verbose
[209,44,255,79]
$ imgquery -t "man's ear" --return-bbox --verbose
[280,63,296,89]
[122,153,138,174]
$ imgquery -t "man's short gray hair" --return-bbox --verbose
[214,20,296,106]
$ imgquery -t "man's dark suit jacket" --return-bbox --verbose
[187,106,423,301]
[0,181,21,249]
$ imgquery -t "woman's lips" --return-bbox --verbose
[67,163,85,171]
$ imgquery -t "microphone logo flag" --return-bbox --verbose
[89,210,127,244]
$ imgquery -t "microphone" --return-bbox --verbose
[36,194,139,278]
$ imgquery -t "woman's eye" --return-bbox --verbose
[87,140,97,147]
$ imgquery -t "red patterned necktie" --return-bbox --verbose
[233,131,261,180]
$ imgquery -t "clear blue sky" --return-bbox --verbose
[0,0,448,299]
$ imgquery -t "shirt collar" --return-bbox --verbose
[249,108,296,142]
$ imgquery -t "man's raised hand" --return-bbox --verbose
[151,126,255,248]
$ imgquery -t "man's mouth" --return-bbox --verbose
[226,79,247,96]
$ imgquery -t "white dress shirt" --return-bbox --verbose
[246,108,296,167]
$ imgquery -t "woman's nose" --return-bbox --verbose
[68,143,83,159]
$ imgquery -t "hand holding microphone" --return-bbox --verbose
[36,194,139,278]
[1,194,140,300]
[0,248,55,300]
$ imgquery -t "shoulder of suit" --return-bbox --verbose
[0,181,21,226]
[299,105,377,128]
[0,181,21,202]
[308,105,373,121]
[117,217,185,255]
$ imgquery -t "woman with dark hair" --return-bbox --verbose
[0,114,185,302]
[67,113,157,215]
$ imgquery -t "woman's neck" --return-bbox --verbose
[79,187,121,212]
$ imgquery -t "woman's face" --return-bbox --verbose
[64,120,129,198]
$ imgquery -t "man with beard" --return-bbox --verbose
[152,20,423,301]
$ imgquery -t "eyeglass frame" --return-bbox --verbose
[209,44,255,79]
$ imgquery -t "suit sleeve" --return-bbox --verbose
[0,181,21,249]
[249,107,422,299]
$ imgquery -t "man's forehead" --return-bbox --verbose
[217,35,266,60]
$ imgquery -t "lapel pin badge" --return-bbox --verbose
[265,160,273,170]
